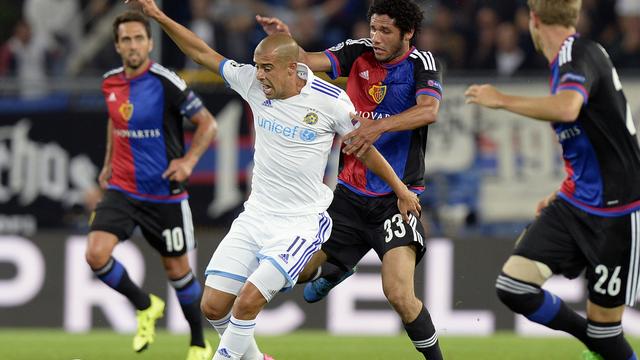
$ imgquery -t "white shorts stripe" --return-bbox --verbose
[627,211,640,306]
[181,199,195,251]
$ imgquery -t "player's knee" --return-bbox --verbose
[384,286,414,314]
[233,294,262,319]
[200,295,226,320]
[495,274,542,315]
[85,243,110,269]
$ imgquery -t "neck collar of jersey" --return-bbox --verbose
[549,33,580,69]
[297,63,316,95]
[122,61,153,80]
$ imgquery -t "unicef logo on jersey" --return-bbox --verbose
[299,129,317,142]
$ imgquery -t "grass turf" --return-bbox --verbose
[0,329,638,359]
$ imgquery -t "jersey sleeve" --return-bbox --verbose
[323,38,372,80]
[412,50,443,101]
[219,58,257,98]
[158,70,204,119]
[557,42,595,105]
[332,92,357,136]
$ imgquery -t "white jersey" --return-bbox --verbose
[220,59,356,215]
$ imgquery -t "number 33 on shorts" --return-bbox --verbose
[383,213,424,246]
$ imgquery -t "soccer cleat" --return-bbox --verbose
[581,350,604,360]
[303,267,356,303]
[185,340,213,360]
[132,294,165,352]
[263,354,275,360]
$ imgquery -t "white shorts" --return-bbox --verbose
[205,205,332,292]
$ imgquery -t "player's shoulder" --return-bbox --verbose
[559,35,601,66]
[149,63,187,91]
[409,48,439,72]
[309,77,347,102]
[102,66,124,80]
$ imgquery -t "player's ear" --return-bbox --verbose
[404,29,415,43]
[148,38,154,53]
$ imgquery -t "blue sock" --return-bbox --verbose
[171,272,204,347]
[93,257,149,310]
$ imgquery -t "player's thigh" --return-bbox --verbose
[136,199,196,257]
[89,190,137,242]
[512,199,586,280]
[205,210,262,296]
[260,211,333,287]
[322,189,371,271]
[381,246,418,297]
[585,210,640,308]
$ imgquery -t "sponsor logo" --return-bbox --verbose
[303,112,318,125]
[428,80,443,92]
[262,99,273,107]
[113,128,161,139]
[560,73,586,84]
[118,100,134,121]
[354,110,392,120]
[278,253,290,264]
[257,117,317,142]
[300,129,317,142]
[556,125,582,142]
[359,70,369,80]
[107,92,117,102]
[218,348,231,358]
[368,83,387,104]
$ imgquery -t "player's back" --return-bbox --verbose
[552,36,640,214]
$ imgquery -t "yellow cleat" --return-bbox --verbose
[132,294,165,352]
[185,340,213,360]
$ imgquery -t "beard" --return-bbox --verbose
[374,42,404,63]
[125,53,146,70]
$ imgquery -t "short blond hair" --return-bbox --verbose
[527,0,581,27]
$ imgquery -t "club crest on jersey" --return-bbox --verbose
[119,100,134,121]
[368,83,387,104]
[303,111,318,125]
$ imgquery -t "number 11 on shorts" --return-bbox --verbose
[287,236,307,257]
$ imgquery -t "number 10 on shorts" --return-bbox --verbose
[163,227,185,252]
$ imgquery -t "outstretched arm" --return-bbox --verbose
[357,147,421,223]
[255,15,332,72]
[465,84,583,123]
[127,0,225,73]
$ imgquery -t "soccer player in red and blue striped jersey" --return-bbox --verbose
[466,0,639,359]
[86,11,217,360]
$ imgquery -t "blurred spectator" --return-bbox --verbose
[494,22,525,76]
[24,0,82,76]
[468,6,498,71]
[0,19,49,98]
[186,0,216,69]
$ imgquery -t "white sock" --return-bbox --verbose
[212,315,258,360]
[208,314,263,360]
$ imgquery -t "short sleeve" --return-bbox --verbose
[151,65,203,117]
[332,92,356,136]
[557,42,595,105]
[411,50,443,101]
[323,38,372,80]
[219,59,257,98]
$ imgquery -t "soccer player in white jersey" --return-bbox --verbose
[129,1,422,359]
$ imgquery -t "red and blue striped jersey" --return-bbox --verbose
[550,34,640,216]
[324,38,443,196]
[101,62,204,203]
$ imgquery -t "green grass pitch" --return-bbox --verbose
[0,329,638,359]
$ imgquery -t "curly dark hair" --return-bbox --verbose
[367,0,424,42]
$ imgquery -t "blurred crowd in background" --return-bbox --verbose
[1,0,639,94]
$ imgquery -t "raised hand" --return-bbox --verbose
[124,0,163,19]
[255,15,291,36]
